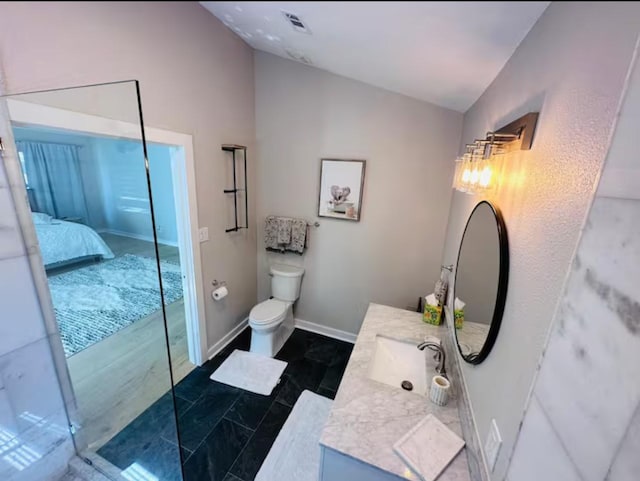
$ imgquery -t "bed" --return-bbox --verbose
[32,212,115,268]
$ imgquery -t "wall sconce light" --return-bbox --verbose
[453,112,539,194]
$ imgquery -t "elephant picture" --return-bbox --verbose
[318,159,366,221]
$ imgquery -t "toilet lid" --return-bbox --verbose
[250,299,287,324]
[270,263,305,278]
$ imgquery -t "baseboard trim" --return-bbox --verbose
[294,318,356,344]
[97,228,179,247]
[207,318,249,360]
[205,317,355,360]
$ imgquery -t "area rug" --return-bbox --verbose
[210,350,287,395]
[255,390,333,481]
[48,254,183,357]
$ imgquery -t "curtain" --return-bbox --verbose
[17,140,89,221]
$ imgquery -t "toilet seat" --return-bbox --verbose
[249,299,287,325]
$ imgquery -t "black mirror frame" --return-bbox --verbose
[454,200,509,365]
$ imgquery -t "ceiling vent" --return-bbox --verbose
[282,11,311,34]
[285,48,312,65]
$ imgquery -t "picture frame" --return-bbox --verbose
[317,158,366,222]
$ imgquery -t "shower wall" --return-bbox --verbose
[0,98,74,480]
[507,40,640,481]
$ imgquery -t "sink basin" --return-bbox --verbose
[368,335,429,395]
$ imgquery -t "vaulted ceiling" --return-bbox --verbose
[201,2,549,112]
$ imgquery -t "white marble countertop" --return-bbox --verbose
[320,303,470,480]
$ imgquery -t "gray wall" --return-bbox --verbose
[441,2,640,480]
[255,52,462,334]
[0,1,257,350]
[508,39,640,481]
[92,138,179,246]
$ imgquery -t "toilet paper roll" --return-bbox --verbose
[429,375,450,406]
[212,285,228,301]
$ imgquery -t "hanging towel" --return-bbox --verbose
[289,218,308,254]
[265,216,308,254]
[265,216,280,250]
[277,217,293,245]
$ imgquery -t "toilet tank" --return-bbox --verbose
[270,264,305,302]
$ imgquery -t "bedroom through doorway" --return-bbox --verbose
[15,124,195,446]
[15,127,187,360]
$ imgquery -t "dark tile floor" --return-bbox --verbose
[98,328,353,481]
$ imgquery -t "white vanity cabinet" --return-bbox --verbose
[320,446,407,481]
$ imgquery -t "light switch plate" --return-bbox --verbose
[198,227,209,242]
[484,418,502,472]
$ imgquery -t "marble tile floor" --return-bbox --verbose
[97,327,353,481]
[59,474,84,481]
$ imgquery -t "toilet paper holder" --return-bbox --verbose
[212,279,227,288]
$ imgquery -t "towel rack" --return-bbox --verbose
[222,144,248,233]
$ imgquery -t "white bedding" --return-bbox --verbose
[34,219,115,267]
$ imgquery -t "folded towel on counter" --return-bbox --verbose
[277,217,292,244]
[264,215,308,254]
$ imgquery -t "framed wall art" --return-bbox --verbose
[318,158,366,222]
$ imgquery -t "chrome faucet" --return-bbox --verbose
[417,341,447,380]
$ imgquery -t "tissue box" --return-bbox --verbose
[454,309,464,329]
[423,304,443,326]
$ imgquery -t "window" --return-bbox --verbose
[18,151,29,186]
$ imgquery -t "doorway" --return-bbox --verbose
[7,96,206,363]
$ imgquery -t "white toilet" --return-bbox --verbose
[249,263,305,357]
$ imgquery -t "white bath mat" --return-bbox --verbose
[209,349,287,395]
[256,390,332,481]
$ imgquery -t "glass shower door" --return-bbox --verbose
[1,81,184,481]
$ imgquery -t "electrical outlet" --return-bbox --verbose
[484,419,502,472]
[198,227,209,242]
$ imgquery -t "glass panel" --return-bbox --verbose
[1,82,184,481]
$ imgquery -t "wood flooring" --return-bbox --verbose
[59,233,195,451]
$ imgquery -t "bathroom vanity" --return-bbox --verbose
[319,303,470,481]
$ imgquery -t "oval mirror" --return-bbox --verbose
[454,201,509,364]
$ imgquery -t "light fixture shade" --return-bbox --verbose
[453,150,486,194]
[452,157,466,190]
[476,158,492,190]
[454,154,474,194]
[454,152,494,194]
[453,112,539,194]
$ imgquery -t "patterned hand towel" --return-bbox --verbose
[277,217,292,245]
[265,216,280,250]
[288,219,308,254]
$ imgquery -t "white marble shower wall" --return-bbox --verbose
[506,47,640,481]
[0,103,74,479]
